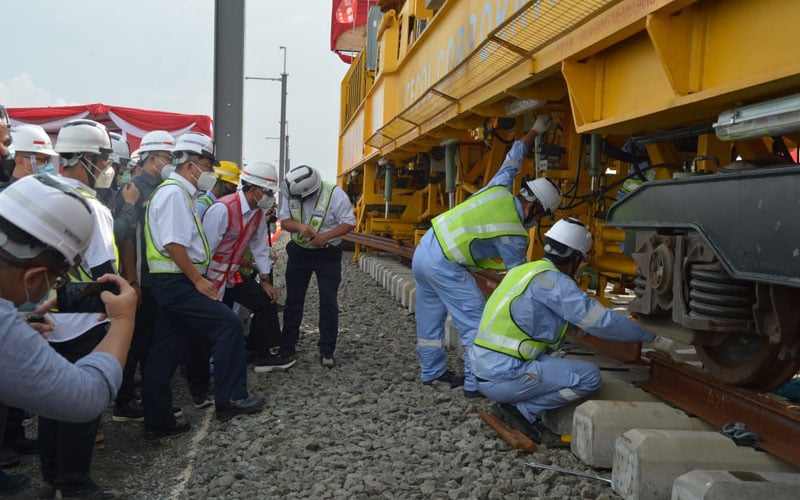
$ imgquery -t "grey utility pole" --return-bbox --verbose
[214,0,245,165]
[278,46,288,181]
[245,46,289,188]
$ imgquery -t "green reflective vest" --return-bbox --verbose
[431,186,528,270]
[288,181,335,248]
[144,179,210,274]
[474,259,568,360]
[69,187,120,282]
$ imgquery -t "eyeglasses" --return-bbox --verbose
[153,154,172,163]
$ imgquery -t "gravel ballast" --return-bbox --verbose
[10,235,619,499]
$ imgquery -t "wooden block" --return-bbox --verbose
[478,408,538,452]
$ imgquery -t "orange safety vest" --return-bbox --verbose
[205,193,263,292]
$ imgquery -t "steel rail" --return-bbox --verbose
[639,351,800,468]
[347,232,644,362]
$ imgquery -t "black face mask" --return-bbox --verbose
[0,155,14,183]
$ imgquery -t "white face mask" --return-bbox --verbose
[160,164,176,181]
[94,165,116,189]
[257,192,275,210]
[192,164,216,191]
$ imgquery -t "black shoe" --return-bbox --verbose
[112,401,144,422]
[215,395,265,422]
[0,471,31,496]
[57,479,116,499]
[320,355,335,369]
[489,403,542,443]
[143,419,191,440]
[422,370,464,388]
[7,437,38,455]
[0,447,20,468]
[254,353,297,373]
[463,389,485,399]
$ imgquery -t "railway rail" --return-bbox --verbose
[348,234,800,469]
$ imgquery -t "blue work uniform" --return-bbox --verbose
[468,258,655,423]
[412,140,530,392]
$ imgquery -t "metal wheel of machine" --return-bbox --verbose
[689,267,799,390]
[695,335,796,390]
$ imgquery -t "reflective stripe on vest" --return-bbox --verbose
[431,186,528,270]
[144,179,210,274]
[205,193,262,292]
[288,181,334,248]
[197,194,214,211]
[69,187,120,282]
[474,259,568,360]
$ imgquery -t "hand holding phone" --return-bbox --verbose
[57,281,121,313]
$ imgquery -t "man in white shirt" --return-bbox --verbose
[142,133,263,435]
[202,162,288,372]
[269,165,355,369]
[38,119,120,498]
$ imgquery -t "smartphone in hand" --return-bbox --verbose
[57,281,121,313]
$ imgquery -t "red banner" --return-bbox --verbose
[7,103,213,153]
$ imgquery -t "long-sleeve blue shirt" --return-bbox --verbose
[456,140,530,269]
[0,298,121,422]
[470,259,655,380]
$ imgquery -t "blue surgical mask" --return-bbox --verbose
[31,154,56,175]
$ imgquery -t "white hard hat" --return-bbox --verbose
[173,132,217,165]
[136,130,174,154]
[521,177,562,214]
[284,165,321,198]
[108,132,130,165]
[9,124,57,156]
[54,119,112,155]
[240,162,279,191]
[0,174,94,266]
[544,217,592,257]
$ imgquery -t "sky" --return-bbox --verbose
[0,0,348,181]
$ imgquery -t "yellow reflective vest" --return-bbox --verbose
[431,186,528,270]
[288,181,334,248]
[69,187,120,282]
[474,259,568,360]
[144,179,210,274]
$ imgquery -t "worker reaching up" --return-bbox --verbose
[142,132,263,437]
[412,114,562,398]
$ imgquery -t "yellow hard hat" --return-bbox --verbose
[215,160,241,185]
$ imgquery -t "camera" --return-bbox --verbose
[57,281,121,313]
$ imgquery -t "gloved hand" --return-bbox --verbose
[647,335,682,363]
[532,114,553,134]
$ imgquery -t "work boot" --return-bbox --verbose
[422,370,464,388]
[489,403,542,443]
[215,395,265,422]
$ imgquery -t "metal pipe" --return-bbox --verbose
[384,165,393,219]
[589,133,601,192]
[445,141,457,209]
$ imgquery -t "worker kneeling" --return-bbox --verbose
[469,218,671,436]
